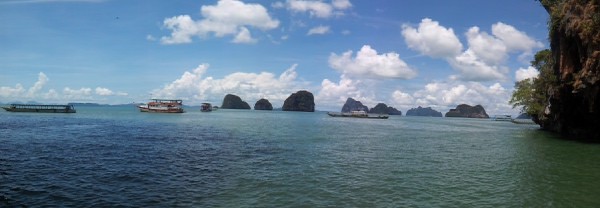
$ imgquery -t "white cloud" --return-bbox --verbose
[464,26,508,65]
[391,90,414,105]
[316,75,377,109]
[307,25,330,35]
[63,87,92,100]
[27,72,48,97]
[492,22,544,53]
[284,0,351,18]
[152,64,307,106]
[0,84,25,98]
[94,87,128,96]
[401,18,463,58]
[161,0,279,44]
[341,30,351,35]
[402,18,543,82]
[515,66,539,81]
[332,0,352,9]
[448,49,507,81]
[232,27,257,43]
[329,45,417,79]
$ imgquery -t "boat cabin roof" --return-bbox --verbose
[8,104,74,109]
[150,99,182,103]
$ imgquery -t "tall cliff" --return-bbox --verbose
[445,104,489,118]
[282,90,315,112]
[221,94,251,109]
[341,98,369,112]
[540,0,600,140]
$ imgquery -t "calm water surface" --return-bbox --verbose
[1,106,600,207]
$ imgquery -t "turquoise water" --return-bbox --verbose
[1,106,600,207]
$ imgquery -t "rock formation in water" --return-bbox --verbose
[282,90,315,112]
[254,98,273,110]
[369,103,402,115]
[221,94,251,109]
[406,106,443,117]
[341,98,369,112]
[538,0,600,140]
[445,104,489,118]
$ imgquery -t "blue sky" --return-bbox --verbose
[0,0,549,115]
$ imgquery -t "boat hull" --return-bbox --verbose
[138,106,184,113]
[327,112,389,119]
[2,105,76,113]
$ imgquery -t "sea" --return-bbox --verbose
[1,105,600,207]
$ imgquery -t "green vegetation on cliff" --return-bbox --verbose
[513,0,600,140]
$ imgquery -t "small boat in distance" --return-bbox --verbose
[201,103,212,112]
[492,115,512,121]
[2,104,76,113]
[138,99,184,113]
[327,110,389,119]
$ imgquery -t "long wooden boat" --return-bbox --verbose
[138,99,184,113]
[327,111,389,119]
[2,104,76,113]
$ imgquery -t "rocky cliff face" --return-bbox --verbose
[254,98,273,110]
[221,94,251,109]
[540,0,600,140]
[282,90,315,112]
[341,98,369,112]
[406,106,443,117]
[445,104,489,118]
[369,103,402,115]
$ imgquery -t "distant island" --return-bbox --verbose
[339,97,401,115]
[369,103,402,115]
[282,90,315,112]
[254,98,273,110]
[221,94,251,109]
[445,104,489,118]
[406,106,442,117]
[341,98,369,112]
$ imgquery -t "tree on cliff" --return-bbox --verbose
[509,49,556,121]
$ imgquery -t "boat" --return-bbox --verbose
[212,106,219,111]
[492,115,512,121]
[327,110,389,119]
[138,99,184,113]
[2,104,76,113]
[201,103,212,112]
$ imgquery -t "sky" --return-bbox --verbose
[0,0,550,115]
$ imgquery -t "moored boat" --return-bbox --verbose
[327,110,389,119]
[2,104,76,113]
[138,99,184,113]
[201,103,212,112]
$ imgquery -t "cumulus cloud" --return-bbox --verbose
[0,84,25,98]
[448,49,508,81]
[27,72,48,97]
[280,0,352,18]
[329,45,417,79]
[316,75,377,109]
[95,87,113,96]
[63,87,92,100]
[232,27,257,44]
[95,87,127,96]
[307,25,330,35]
[515,66,539,81]
[401,18,463,58]
[152,64,307,106]
[161,0,279,44]
[402,18,544,82]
